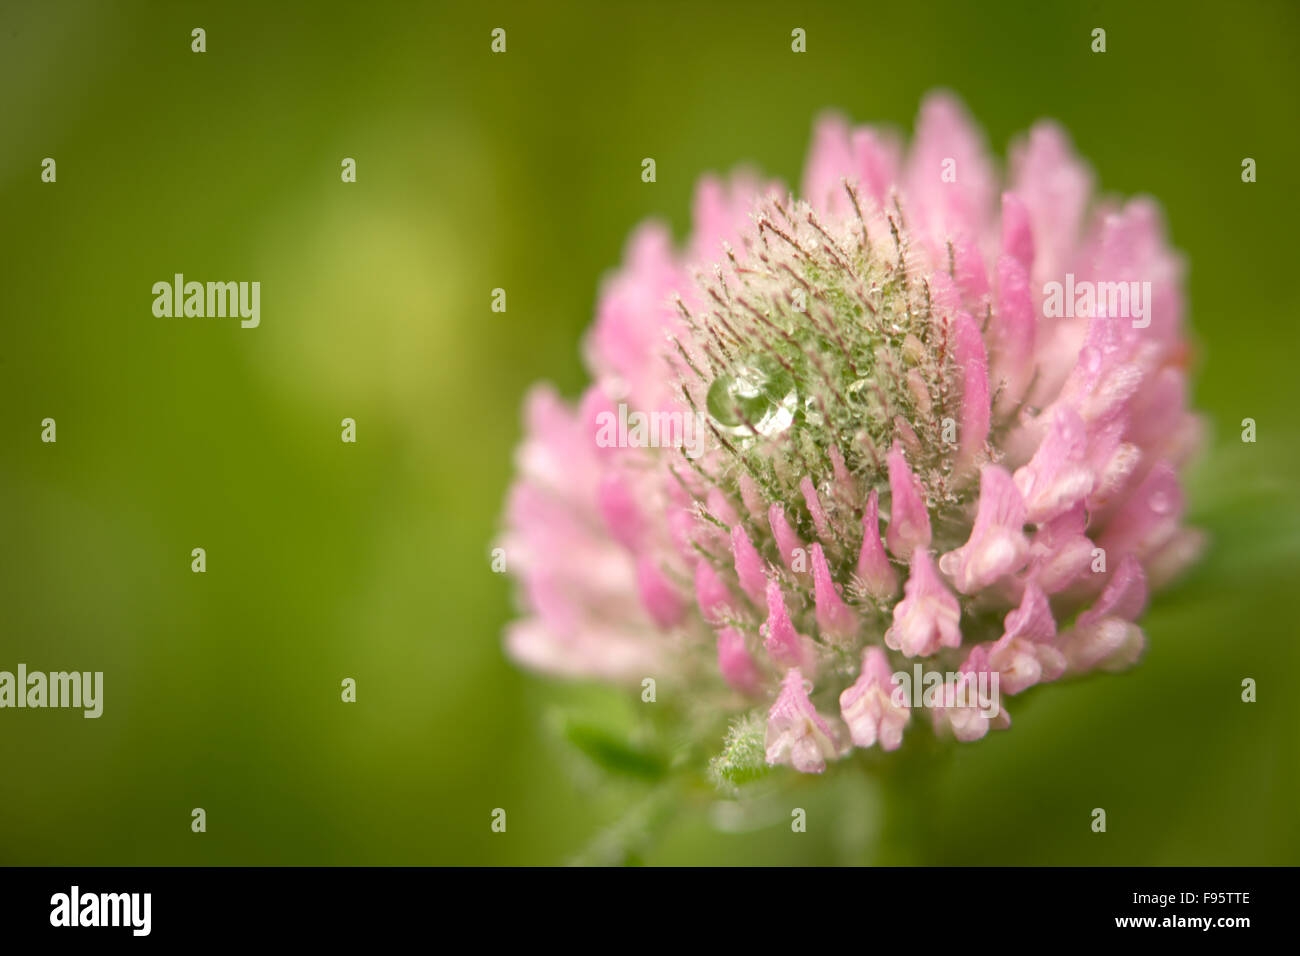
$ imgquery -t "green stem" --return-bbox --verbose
[568,780,683,867]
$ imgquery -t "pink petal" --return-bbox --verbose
[716,626,762,696]
[769,503,807,572]
[583,224,687,412]
[1077,554,1148,630]
[766,669,842,773]
[738,471,766,519]
[949,233,991,309]
[856,489,899,599]
[1061,555,1148,674]
[886,548,962,658]
[636,556,685,629]
[505,619,662,683]
[596,472,643,551]
[764,577,816,673]
[989,583,1065,694]
[1013,406,1095,523]
[1062,618,1145,674]
[801,114,901,217]
[828,444,857,505]
[730,524,769,606]
[1097,462,1184,564]
[1008,121,1093,282]
[939,465,1029,593]
[1000,191,1034,274]
[885,442,932,559]
[953,311,991,472]
[931,646,1011,742]
[706,487,740,529]
[1145,526,1207,589]
[811,543,858,641]
[689,172,780,267]
[991,252,1036,414]
[839,646,910,751]
[800,476,834,544]
[694,560,735,625]
[904,92,996,265]
[1004,581,1057,643]
[1024,503,1096,594]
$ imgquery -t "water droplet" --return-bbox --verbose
[1149,491,1171,515]
[754,391,797,437]
[802,394,823,427]
[706,361,797,438]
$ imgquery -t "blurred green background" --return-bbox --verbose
[2,0,1297,865]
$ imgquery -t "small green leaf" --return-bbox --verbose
[709,713,770,792]
[563,719,668,780]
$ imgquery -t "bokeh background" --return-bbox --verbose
[2,0,1297,865]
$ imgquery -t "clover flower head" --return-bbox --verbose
[500,92,1203,775]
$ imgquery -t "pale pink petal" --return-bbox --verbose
[763,577,816,673]
[689,172,781,267]
[800,476,834,543]
[1097,462,1183,564]
[886,549,962,658]
[1077,554,1148,629]
[949,232,991,309]
[940,465,1029,593]
[636,556,685,629]
[991,253,1036,414]
[811,543,858,641]
[730,524,769,606]
[1145,527,1207,589]
[801,114,901,217]
[954,312,991,472]
[766,669,843,773]
[695,560,735,625]
[716,626,762,696]
[769,503,807,572]
[505,619,662,683]
[1061,555,1148,674]
[583,224,687,412]
[989,583,1065,694]
[904,92,997,268]
[738,471,766,519]
[828,444,857,504]
[705,487,740,529]
[1062,618,1145,674]
[999,191,1034,274]
[931,646,1010,742]
[1013,406,1095,523]
[1008,121,1093,283]
[597,472,643,551]
[840,646,910,751]
[1024,503,1096,594]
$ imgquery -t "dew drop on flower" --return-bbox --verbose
[706,363,797,438]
